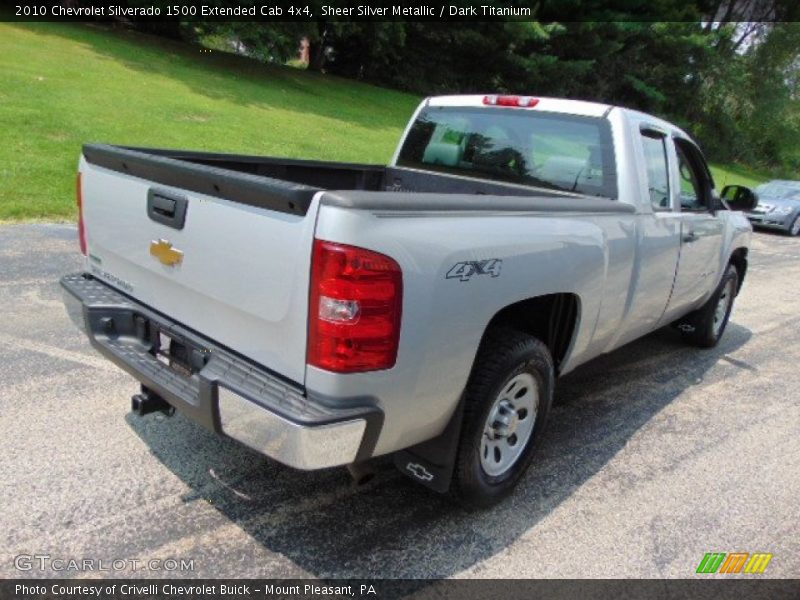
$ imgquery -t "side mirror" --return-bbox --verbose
[721,185,758,211]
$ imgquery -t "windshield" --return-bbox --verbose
[755,181,800,201]
[396,106,617,198]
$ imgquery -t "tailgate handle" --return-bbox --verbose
[147,189,187,230]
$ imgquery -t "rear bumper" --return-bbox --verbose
[60,272,381,469]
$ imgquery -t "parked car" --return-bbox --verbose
[61,95,756,506]
[745,180,800,236]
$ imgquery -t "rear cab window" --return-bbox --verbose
[396,106,618,199]
[640,129,671,211]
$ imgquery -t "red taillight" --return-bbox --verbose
[76,172,87,255]
[308,239,402,373]
[482,95,539,108]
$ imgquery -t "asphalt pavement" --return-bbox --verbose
[1,223,798,579]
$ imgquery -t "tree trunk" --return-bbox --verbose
[307,24,328,72]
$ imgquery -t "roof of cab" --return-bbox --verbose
[427,95,613,118]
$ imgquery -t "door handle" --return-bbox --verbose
[682,231,698,243]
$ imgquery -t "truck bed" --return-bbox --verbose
[82,144,599,217]
[77,143,633,387]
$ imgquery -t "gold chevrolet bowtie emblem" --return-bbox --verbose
[150,239,183,267]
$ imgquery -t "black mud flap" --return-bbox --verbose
[393,398,464,493]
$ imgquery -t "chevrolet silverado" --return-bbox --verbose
[61,95,756,506]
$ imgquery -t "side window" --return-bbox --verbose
[640,131,670,211]
[674,139,711,211]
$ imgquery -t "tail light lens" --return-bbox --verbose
[77,172,87,255]
[308,239,402,373]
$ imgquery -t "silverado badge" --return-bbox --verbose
[150,239,183,267]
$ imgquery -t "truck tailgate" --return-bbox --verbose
[79,152,320,385]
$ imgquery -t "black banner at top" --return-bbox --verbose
[5,0,800,22]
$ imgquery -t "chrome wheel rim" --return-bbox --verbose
[791,217,800,236]
[713,279,735,337]
[480,372,538,477]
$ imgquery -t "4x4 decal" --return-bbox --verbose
[446,259,502,282]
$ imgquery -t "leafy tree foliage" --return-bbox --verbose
[118,0,799,172]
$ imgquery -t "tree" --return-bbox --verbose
[113,0,799,171]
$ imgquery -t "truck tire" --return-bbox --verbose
[678,264,739,348]
[451,327,554,508]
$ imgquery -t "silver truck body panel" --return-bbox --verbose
[310,201,748,455]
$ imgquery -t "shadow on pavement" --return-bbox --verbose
[127,322,752,579]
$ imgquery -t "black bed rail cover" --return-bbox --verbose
[82,143,319,216]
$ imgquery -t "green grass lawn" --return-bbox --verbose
[0,23,419,220]
[709,163,770,190]
[0,23,774,220]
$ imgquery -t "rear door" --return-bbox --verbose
[663,138,724,317]
[79,153,321,385]
[611,125,682,347]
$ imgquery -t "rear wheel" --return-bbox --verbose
[678,264,739,348]
[452,327,554,508]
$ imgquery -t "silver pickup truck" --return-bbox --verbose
[62,95,756,506]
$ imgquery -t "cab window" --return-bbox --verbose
[640,131,670,211]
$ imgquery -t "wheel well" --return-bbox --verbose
[729,248,748,294]
[483,293,579,374]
